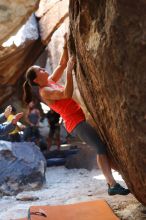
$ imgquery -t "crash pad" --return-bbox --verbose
[28,200,119,220]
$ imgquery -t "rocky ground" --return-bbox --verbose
[0,165,146,220]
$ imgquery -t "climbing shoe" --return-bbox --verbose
[108,183,130,196]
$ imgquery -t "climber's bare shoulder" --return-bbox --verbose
[39,87,56,105]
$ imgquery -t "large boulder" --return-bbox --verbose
[0,141,46,196]
[69,0,146,205]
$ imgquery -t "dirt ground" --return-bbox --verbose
[0,165,145,220]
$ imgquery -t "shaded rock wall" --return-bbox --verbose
[69,0,146,205]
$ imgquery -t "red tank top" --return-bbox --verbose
[42,80,85,133]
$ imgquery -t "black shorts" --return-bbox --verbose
[71,121,107,155]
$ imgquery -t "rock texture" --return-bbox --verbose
[0,0,40,45]
[69,0,146,205]
[0,141,46,195]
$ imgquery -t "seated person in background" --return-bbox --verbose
[23,101,41,144]
[46,109,61,151]
[7,106,25,142]
[0,105,23,136]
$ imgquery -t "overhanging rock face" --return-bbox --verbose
[69,0,146,205]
